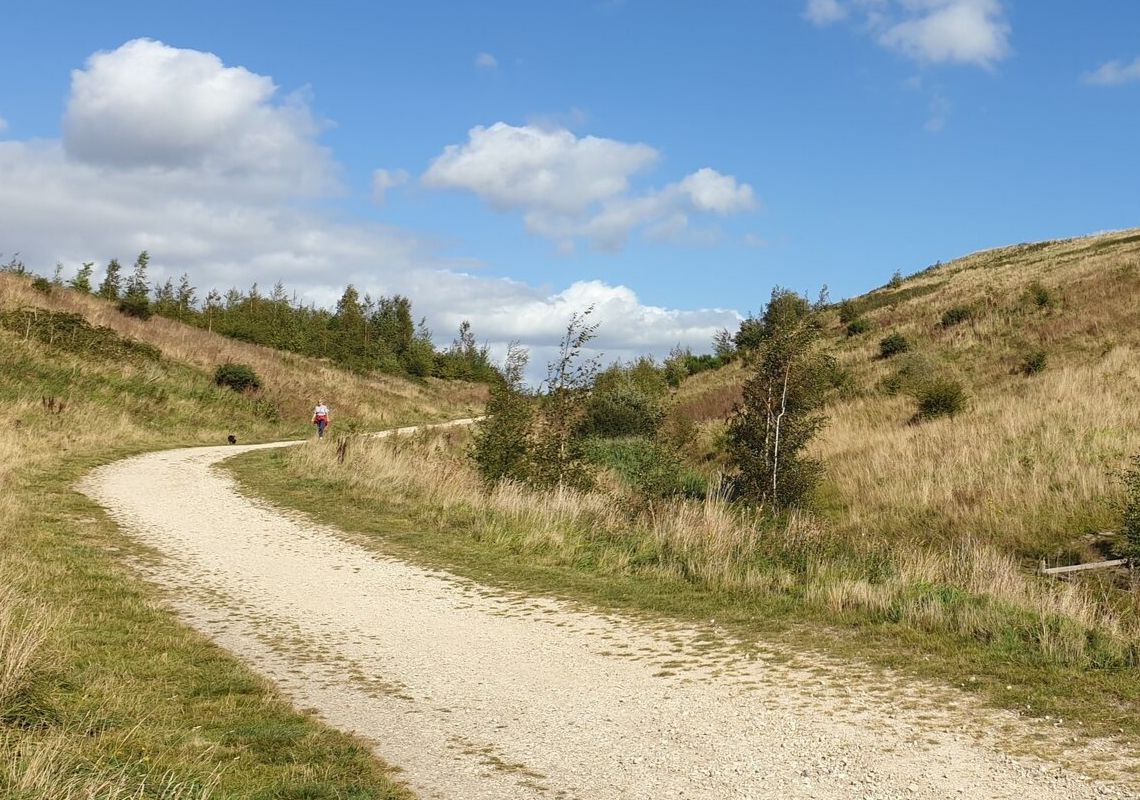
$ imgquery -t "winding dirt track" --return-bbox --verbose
[79,427,1132,800]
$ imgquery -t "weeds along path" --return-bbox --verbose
[80,429,1130,800]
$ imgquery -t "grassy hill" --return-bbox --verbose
[676,228,1140,562]
[0,272,485,798]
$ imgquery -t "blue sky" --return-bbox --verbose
[2,1,1138,363]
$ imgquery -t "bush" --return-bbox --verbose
[880,352,937,396]
[845,318,872,337]
[879,332,911,359]
[837,300,861,325]
[579,385,664,439]
[213,362,261,393]
[117,296,152,320]
[1027,281,1055,309]
[940,304,975,328]
[1021,350,1048,375]
[584,437,705,499]
[1120,455,1140,558]
[30,276,52,295]
[914,378,967,421]
[887,270,904,289]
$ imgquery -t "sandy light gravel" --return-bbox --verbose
[79,428,1135,800]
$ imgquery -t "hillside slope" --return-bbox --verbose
[677,228,1140,562]
[0,272,484,797]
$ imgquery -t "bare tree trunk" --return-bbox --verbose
[771,362,792,505]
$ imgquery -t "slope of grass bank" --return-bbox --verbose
[229,433,1140,758]
[0,273,484,797]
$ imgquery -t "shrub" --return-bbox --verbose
[213,362,261,393]
[1021,350,1048,375]
[845,318,872,337]
[30,276,52,295]
[887,270,904,289]
[837,300,861,325]
[878,332,911,359]
[584,437,705,499]
[1027,280,1055,309]
[1120,455,1140,558]
[940,304,975,327]
[880,352,937,396]
[914,378,967,421]
[579,385,664,439]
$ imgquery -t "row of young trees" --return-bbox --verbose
[36,252,497,383]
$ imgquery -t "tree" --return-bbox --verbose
[119,251,152,318]
[97,258,123,301]
[175,273,197,319]
[69,262,94,293]
[204,289,223,332]
[529,308,600,489]
[470,343,534,485]
[727,288,832,507]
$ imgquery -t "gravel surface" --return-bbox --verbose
[79,433,1136,800]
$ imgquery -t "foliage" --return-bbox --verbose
[31,276,52,295]
[118,251,152,319]
[845,318,872,337]
[0,308,161,362]
[96,258,122,301]
[1027,280,1056,309]
[712,328,736,360]
[940,304,975,327]
[1120,455,1140,558]
[584,436,706,499]
[470,344,534,485]
[580,381,664,439]
[68,262,94,293]
[528,308,600,489]
[887,270,904,289]
[880,352,937,396]
[213,362,262,393]
[1021,349,1048,375]
[727,288,831,507]
[837,300,860,325]
[879,332,911,359]
[914,377,967,421]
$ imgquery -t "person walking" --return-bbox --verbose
[312,400,330,439]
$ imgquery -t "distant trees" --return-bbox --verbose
[118,251,152,319]
[96,258,122,301]
[69,262,94,293]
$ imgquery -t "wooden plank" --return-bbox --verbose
[1040,558,1129,576]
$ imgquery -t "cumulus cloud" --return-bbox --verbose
[805,0,1011,68]
[1085,57,1140,86]
[63,39,336,196]
[474,52,498,70]
[423,122,755,251]
[372,168,409,204]
[0,40,739,373]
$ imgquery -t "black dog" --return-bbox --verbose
[227,434,237,445]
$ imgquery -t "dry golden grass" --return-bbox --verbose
[672,229,1140,562]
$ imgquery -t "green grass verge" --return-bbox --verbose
[228,447,1140,752]
[3,449,414,800]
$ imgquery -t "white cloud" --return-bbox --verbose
[0,40,740,373]
[372,168,409,204]
[63,39,336,197]
[1085,57,1140,86]
[474,52,498,70]
[423,122,755,251]
[423,122,658,216]
[805,0,1011,68]
[805,0,849,25]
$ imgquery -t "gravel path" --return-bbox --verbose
[79,431,1134,800]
